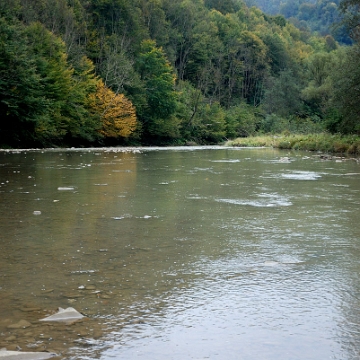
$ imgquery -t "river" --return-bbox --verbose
[0,147,360,360]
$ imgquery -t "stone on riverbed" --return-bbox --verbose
[7,320,32,329]
[0,349,57,359]
[39,307,84,324]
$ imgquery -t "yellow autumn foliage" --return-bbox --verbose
[89,80,137,138]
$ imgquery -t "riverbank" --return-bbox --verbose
[226,133,360,156]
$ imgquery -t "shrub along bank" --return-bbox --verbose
[226,133,360,156]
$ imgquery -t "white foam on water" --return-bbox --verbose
[216,192,292,207]
[216,197,292,207]
[210,159,241,163]
[280,171,321,180]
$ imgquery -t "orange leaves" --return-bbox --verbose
[89,80,137,138]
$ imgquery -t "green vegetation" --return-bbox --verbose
[0,0,359,148]
[246,0,351,44]
[227,133,360,155]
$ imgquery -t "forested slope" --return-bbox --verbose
[0,0,359,147]
[245,0,351,44]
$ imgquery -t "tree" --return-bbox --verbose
[136,39,178,142]
[86,0,145,41]
[175,81,227,143]
[65,55,102,142]
[209,11,245,107]
[263,69,303,117]
[17,0,88,64]
[89,80,137,139]
[262,32,290,75]
[239,30,269,106]
[196,102,226,143]
[25,22,85,143]
[0,17,45,146]
[204,0,241,14]
[330,45,360,133]
[0,0,21,19]
[225,104,258,138]
[175,80,204,140]
[163,0,208,81]
[301,52,335,121]
[98,34,137,92]
[140,0,169,47]
[184,15,224,101]
[0,17,103,147]
[326,0,360,132]
[339,0,360,40]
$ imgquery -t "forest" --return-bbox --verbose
[245,0,351,44]
[0,0,359,147]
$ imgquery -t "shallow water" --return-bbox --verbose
[1,147,360,359]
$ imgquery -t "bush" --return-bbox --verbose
[258,114,289,134]
[226,133,360,155]
[225,104,258,138]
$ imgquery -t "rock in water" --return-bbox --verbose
[39,307,84,324]
[0,349,57,359]
[7,320,32,329]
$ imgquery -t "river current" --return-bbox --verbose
[0,147,360,359]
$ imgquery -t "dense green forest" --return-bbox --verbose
[248,0,353,44]
[0,0,359,147]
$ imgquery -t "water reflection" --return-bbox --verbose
[0,148,360,359]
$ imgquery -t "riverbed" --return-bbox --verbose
[0,147,360,359]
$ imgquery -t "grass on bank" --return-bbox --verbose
[225,133,360,155]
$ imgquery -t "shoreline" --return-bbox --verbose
[226,133,360,157]
[2,133,360,160]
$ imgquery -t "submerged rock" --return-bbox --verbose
[63,293,82,299]
[39,307,84,324]
[0,349,57,359]
[4,336,17,341]
[20,308,40,313]
[84,285,96,290]
[7,320,32,329]
[100,295,111,299]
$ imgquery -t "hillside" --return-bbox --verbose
[245,0,351,44]
[0,0,359,147]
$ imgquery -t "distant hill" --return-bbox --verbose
[244,0,351,44]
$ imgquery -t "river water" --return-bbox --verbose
[0,147,360,360]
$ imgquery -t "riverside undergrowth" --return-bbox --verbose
[226,133,360,155]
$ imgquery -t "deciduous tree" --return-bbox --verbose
[136,39,178,141]
[89,80,137,138]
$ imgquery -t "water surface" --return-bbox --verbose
[0,147,360,359]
